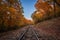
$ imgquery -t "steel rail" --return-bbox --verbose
[30,27,39,40]
[18,27,29,40]
[18,26,39,40]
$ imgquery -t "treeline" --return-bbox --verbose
[0,0,33,32]
[31,0,60,24]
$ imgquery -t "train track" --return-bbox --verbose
[17,26,58,40]
[17,26,39,40]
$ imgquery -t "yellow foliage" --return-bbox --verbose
[32,0,60,23]
[0,0,27,31]
[35,1,52,12]
[8,7,17,13]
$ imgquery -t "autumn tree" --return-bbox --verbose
[45,0,60,17]
[31,0,60,23]
[0,0,25,31]
[31,10,47,23]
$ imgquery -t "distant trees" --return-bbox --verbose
[31,0,60,23]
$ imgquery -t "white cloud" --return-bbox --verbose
[26,17,32,20]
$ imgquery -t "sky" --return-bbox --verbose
[20,0,37,20]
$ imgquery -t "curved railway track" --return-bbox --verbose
[17,26,57,40]
[18,26,39,40]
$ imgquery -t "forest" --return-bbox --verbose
[31,0,60,23]
[0,0,33,32]
[0,0,60,32]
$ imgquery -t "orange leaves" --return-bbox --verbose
[35,1,52,12]
[35,12,43,18]
[32,0,53,23]
[0,0,25,27]
[8,7,17,13]
[32,0,60,24]
[23,18,33,25]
